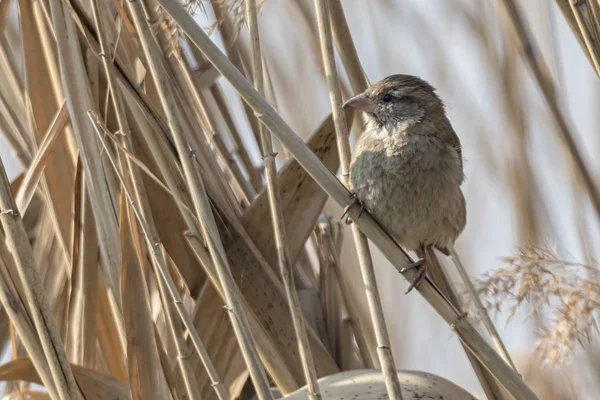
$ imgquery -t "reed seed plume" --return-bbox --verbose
[473,245,600,364]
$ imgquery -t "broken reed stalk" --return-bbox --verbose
[89,3,199,399]
[496,0,600,226]
[448,247,516,370]
[245,0,322,398]
[312,1,403,400]
[0,158,81,400]
[125,2,273,398]
[89,112,228,400]
[157,3,539,398]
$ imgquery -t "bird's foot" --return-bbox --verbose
[400,259,427,294]
[341,193,365,225]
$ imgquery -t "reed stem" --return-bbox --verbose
[245,0,322,398]
[313,1,403,399]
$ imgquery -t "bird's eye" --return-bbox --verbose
[382,94,393,103]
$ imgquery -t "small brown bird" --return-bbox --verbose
[344,74,466,292]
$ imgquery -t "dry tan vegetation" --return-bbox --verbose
[0,0,598,399]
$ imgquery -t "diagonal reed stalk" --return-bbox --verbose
[0,225,58,398]
[245,0,322,398]
[125,1,273,398]
[449,247,516,370]
[89,111,228,400]
[313,1,403,399]
[156,2,539,398]
[0,157,81,399]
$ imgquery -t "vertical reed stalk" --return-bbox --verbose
[313,1,403,399]
[245,0,321,398]
[125,2,272,398]
[448,247,516,370]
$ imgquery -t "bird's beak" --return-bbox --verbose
[343,93,376,113]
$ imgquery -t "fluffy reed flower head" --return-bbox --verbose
[473,245,600,364]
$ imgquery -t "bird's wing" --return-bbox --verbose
[442,126,464,183]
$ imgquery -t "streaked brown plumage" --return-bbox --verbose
[345,74,466,291]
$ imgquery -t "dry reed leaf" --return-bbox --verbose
[0,0,11,32]
[125,116,206,292]
[120,191,169,400]
[15,102,68,215]
[67,160,99,367]
[18,0,75,260]
[192,280,248,398]
[188,112,348,393]
[95,280,128,382]
[0,358,131,400]
[283,369,477,400]
[242,110,346,272]
[51,0,122,300]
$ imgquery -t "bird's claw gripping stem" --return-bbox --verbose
[400,259,427,294]
[341,193,365,225]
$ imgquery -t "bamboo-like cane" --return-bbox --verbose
[156,3,539,398]
[0,158,81,400]
[312,1,403,399]
[89,111,228,400]
[245,0,322,398]
[89,2,200,398]
[125,2,273,399]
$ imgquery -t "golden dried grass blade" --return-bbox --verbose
[67,160,99,367]
[50,0,122,302]
[0,358,131,400]
[15,102,68,215]
[120,191,169,400]
[0,153,81,398]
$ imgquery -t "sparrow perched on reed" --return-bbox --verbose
[344,74,466,292]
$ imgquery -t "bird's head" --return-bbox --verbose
[344,74,444,133]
